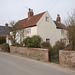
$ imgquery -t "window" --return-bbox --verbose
[46,17,49,21]
[46,38,50,42]
[27,28,31,34]
[61,30,64,35]
[61,39,65,43]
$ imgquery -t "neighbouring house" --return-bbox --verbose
[7,8,68,46]
[0,23,12,45]
[0,23,10,36]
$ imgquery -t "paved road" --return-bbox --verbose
[0,52,75,75]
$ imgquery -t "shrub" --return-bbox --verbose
[23,37,32,47]
[0,36,6,44]
[53,40,66,50]
[23,35,42,48]
[41,42,52,49]
[1,43,10,52]
[31,35,42,48]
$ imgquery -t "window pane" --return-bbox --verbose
[46,38,50,42]
[27,29,31,34]
[46,17,49,21]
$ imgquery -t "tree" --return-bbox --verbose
[9,21,17,45]
[65,10,75,50]
[9,20,24,46]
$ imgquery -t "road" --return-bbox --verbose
[0,52,75,75]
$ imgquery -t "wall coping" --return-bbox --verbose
[10,46,49,51]
[60,50,75,52]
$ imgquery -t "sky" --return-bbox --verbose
[0,0,75,26]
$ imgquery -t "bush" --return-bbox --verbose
[23,37,32,47]
[23,35,42,48]
[0,36,6,44]
[1,43,10,52]
[53,40,66,50]
[31,35,42,48]
[41,42,52,49]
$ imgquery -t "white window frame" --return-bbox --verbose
[46,38,50,42]
[61,30,64,35]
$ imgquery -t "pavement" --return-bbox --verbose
[0,52,75,75]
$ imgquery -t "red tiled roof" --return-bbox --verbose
[15,11,45,29]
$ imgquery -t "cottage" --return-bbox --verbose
[7,8,67,46]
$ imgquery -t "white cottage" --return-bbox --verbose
[7,8,67,46]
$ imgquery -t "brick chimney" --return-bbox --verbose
[28,8,34,18]
[5,23,8,27]
[56,14,61,23]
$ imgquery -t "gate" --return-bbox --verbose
[48,50,51,62]
[48,50,59,63]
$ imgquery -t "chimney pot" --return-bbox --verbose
[5,23,8,27]
[56,14,61,23]
[28,8,34,18]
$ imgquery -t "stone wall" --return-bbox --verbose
[59,50,75,67]
[10,46,49,62]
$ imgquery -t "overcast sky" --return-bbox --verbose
[0,0,75,25]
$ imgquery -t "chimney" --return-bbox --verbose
[5,23,8,27]
[56,14,61,23]
[28,8,34,18]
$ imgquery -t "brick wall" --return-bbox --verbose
[59,50,75,67]
[10,46,49,62]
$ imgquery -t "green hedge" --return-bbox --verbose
[0,36,6,44]
[1,43,10,52]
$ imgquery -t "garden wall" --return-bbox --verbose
[59,50,75,67]
[10,46,49,62]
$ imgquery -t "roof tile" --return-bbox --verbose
[15,12,45,29]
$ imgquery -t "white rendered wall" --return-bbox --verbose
[25,26,37,37]
[37,11,66,46]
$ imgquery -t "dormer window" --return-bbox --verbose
[46,17,49,22]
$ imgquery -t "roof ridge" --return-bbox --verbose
[31,11,45,17]
[18,11,45,22]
